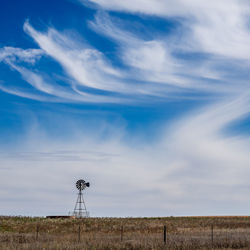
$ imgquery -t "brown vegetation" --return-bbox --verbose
[1,216,250,249]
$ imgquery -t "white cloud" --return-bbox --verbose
[85,0,250,60]
[0,46,43,64]
[90,11,243,93]
[1,95,250,216]
[2,6,246,103]
[0,46,133,103]
[0,1,249,103]
[0,84,54,102]
[23,21,130,93]
[1,0,250,217]
[1,19,218,103]
[90,12,184,85]
[21,20,180,100]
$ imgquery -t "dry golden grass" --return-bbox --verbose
[1,216,250,249]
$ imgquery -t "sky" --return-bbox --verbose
[1,0,250,217]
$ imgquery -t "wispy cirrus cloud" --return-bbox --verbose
[0,0,250,104]
[89,12,224,90]
[1,93,250,216]
[1,0,250,216]
[23,21,128,92]
[0,45,131,103]
[0,46,43,64]
[84,0,250,59]
[89,12,185,87]
[1,6,243,104]
[0,21,182,103]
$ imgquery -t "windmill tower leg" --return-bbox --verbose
[73,189,89,218]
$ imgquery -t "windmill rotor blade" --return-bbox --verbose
[76,179,90,190]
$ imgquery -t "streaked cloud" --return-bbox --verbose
[0,46,43,64]
[1,94,250,216]
[85,0,250,59]
[2,6,245,103]
[1,0,250,216]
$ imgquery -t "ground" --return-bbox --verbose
[1,216,250,249]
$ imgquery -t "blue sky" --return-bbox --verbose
[1,0,250,217]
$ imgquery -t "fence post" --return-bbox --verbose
[36,224,39,240]
[164,225,167,245]
[121,225,123,241]
[211,224,214,246]
[78,224,81,243]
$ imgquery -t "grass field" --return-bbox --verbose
[1,216,250,249]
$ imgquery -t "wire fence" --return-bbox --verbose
[1,219,250,249]
[0,218,250,250]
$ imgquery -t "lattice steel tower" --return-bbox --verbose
[73,179,90,218]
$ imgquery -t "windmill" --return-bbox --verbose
[73,179,90,218]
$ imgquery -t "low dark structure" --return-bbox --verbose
[46,215,75,219]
